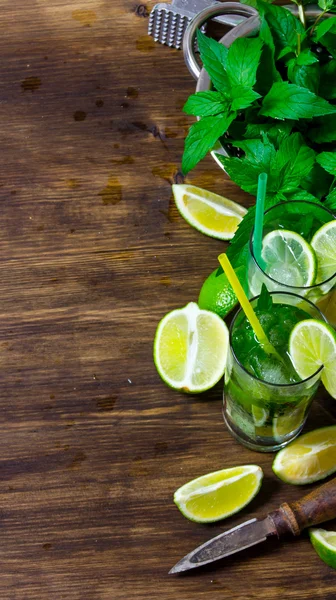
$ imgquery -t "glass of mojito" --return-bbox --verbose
[223,291,326,452]
[248,201,336,325]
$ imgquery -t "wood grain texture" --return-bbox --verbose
[0,1,335,598]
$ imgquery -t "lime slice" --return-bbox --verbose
[172,184,247,240]
[289,319,336,398]
[311,220,336,284]
[174,465,263,523]
[273,425,336,484]
[309,528,336,569]
[252,404,268,427]
[261,230,317,288]
[272,402,307,442]
[154,302,229,393]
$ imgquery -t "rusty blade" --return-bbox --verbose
[169,516,277,574]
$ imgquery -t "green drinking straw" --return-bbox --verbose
[253,173,268,271]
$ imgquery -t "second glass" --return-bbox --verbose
[248,201,336,325]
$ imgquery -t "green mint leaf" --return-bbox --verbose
[183,92,229,117]
[272,133,316,193]
[244,122,293,146]
[286,190,321,203]
[226,205,256,260]
[325,187,336,211]
[263,2,304,54]
[296,49,319,66]
[260,81,336,119]
[232,137,276,170]
[196,30,230,92]
[316,151,336,175]
[230,86,261,111]
[256,17,282,95]
[319,60,336,99]
[257,284,273,311]
[226,37,263,87]
[301,162,333,199]
[318,0,334,10]
[218,155,262,195]
[277,45,295,61]
[287,61,320,94]
[182,113,234,174]
[308,114,336,143]
[314,15,336,41]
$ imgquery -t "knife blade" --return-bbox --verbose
[169,476,336,574]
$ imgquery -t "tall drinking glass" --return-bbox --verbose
[223,292,326,452]
[248,201,336,325]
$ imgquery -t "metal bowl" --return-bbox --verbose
[183,3,333,171]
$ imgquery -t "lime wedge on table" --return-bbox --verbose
[261,230,317,288]
[174,465,263,523]
[309,528,336,569]
[172,184,247,240]
[289,319,336,398]
[154,302,229,393]
[311,220,336,283]
[273,425,336,484]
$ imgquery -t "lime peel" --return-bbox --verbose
[309,528,336,569]
[174,464,263,523]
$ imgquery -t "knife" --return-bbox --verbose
[169,476,336,573]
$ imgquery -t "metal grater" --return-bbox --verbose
[148,0,244,49]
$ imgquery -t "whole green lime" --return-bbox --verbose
[198,267,238,319]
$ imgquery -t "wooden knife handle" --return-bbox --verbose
[269,477,336,538]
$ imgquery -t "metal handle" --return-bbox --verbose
[183,2,258,80]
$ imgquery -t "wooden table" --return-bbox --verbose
[1,1,335,598]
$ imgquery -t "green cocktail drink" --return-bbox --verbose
[248,201,336,326]
[223,291,325,452]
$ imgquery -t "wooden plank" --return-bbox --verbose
[0,1,335,598]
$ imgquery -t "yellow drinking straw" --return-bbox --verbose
[218,253,279,357]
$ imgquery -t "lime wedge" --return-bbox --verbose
[309,528,336,569]
[261,229,317,288]
[252,404,268,427]
[172,184,247,241]
[311,220,336,284]
[273,425,336,484]
[154,302,229,393]
[174,465,263,523]
[272,402,307,442]
[289,319,336,398]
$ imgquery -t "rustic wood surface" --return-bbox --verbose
[0,1,335,598]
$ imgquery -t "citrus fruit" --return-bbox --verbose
[174,465,263,523]
[272,402,307,442]
[311,220,336,284]
[273,425,336,484]
[289,319,336,398]
[261,229,317,288]
[198,268,238,318]
[172,184,247,240]
[309,528,336,569]
[154,302,229,393]
[252,404,268,427]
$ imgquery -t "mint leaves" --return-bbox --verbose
[260,82,336,119]
[180,0,336,213]
[182,113,235,174]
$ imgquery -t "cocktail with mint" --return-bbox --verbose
[223,289,329,452]
[248,201,336,325]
